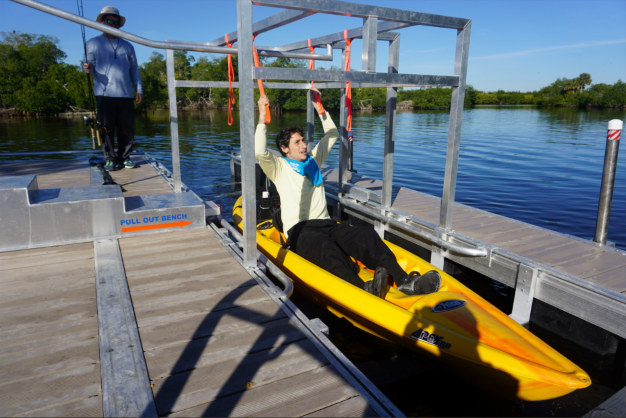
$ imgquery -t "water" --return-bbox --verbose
[2,106,624,249]
[1,106,625,415]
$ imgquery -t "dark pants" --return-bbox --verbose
[96,96,135,163]
[288,220,407,289]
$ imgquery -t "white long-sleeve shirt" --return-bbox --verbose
[85,35,143,97]
[255,113,339,238]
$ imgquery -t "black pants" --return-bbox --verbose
[288,220,407,289]
[96,96,135,163]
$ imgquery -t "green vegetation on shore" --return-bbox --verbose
[1,31,625,114]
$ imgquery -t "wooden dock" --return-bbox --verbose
[0,154,398,417]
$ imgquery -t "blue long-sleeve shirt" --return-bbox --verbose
[85,35,143,97]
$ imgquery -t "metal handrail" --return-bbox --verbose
[10,0,332,60]
[219,219,294,298]
[338,197,488,258]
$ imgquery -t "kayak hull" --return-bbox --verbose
[233,198,591,401]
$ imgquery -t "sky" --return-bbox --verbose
[1,0,625,92]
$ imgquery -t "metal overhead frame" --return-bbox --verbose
[233,0,472,269]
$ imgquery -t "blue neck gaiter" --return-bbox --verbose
[285,156,323,186]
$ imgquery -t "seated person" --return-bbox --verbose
[254,88,441,298]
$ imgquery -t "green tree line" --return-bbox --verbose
[1,31,625,114]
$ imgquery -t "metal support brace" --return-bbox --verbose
[165,50,182,192]
[510,264,538,326]
[361,16,378,72]
[94,240,156,417]
[236,0,258,268]
[338,48,349,189]
[440,22,471,229]
[381,34,400,210]
[307,93,314,153]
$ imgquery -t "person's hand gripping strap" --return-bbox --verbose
[343,30,353,132]
[308,39,325,114]
[252,33,271,124]
[225,34,236,126]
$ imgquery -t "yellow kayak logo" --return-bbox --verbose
[410,329,452,349]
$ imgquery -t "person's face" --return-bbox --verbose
[281,133,307,162]
[102,14,121,28]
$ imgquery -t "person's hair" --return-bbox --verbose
[275,127,304,157]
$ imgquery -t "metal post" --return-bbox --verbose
[594,119,623,245]
[381,34,400,209]
[307,91,314,154]
[439,21,471,230]
[348,136,354,171]
[338,48,349,187]
[165,49,182,192]
[236,0,257,268]
[361,16,378,72]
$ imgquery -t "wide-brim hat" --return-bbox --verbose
[96,6,126,27]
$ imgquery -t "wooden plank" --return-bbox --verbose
[119,227,209,247]
[480,226,551,247]
[133,285,273,328]
[123,249,228,274]
[0,242,93,262]
[0,298,97,333]
[138,299,287,350]
[0,316,98,356]
[0,248,95,272]
[581,265,626,293]
[0,363,101,417]
[129,270,256,308]
[305,396,377,417]
[0,272,94,295]
[18,395,103,417]
[528,242,604,267]
[145,317,304,379]
[125,258,247,291]
[452,213,508,231]
[555,251,626,280]
[457,220,527,240]
[0,160,91,189]
[0,283,95,314]
[501,234,572,256]
[168,366,360,418]
[151,339,328,415]
[0,337,100,384]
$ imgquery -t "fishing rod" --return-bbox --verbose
[77,0,99,149]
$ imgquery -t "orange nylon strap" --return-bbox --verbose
[308,38,325,114]
[225,34,235,126]
[252,33,271,124]
[343,29,353,132]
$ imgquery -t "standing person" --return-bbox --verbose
[254,87,442,299]
[83,6,143,171]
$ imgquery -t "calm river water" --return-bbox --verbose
[1,106,625,416]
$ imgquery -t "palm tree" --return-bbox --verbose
[564,79,579,93]
[578,73,592,92]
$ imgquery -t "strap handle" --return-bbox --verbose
[253,33,271,124]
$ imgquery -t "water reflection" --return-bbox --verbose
[0,105,624,249]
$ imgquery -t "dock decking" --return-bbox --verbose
[0,154,394,417]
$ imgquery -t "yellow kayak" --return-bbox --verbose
[233,197,591,400]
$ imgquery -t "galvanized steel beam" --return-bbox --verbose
[440,21,472,229]
[207,9,315,46]
[165,50,183,192]
[95,239,156,417]
[237,0,258,269]
[254,67,460,87]
[252,0,470,29]
[361,16,378,72]
[381,35,400,209]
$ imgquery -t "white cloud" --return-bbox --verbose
[472,39,626,60]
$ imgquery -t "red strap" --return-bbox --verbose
[252,33,271,124]
[308,39,325,115]
[343,30,353,132]
[225,34,235,126]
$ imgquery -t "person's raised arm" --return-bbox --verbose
[255,95,280,181]
[310,86,339,165]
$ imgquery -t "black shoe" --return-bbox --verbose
[363,266,388,299]
[397,270,441,295]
